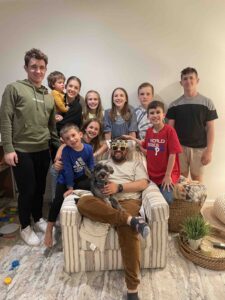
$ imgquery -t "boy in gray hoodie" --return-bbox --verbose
[0,48,60,246]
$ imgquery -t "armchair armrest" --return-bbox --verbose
[142,181,169,223]
[60,194,82,226]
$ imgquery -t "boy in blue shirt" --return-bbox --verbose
[45,123,94,247]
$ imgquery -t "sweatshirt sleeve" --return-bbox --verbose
[86,145,94,171]
[52,90,68,113]
[62,147,74,188]
[0,84,17,153]
[48,104,61,149]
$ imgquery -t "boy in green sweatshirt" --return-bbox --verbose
[0,48,60,246]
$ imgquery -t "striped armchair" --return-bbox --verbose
[60,181,169,273]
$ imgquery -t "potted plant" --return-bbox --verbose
[181,215,212,250]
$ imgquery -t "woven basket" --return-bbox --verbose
[168,199,203,233]
[178,235,225,271]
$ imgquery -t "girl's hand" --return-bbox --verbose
[161,175,174,192]
[63,189,74,198]
[122,135,133,140]
[102,182,118,196]
[55,114,63,122]
[54,160,63,171]
[54,144,66,162]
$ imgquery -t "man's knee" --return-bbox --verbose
[77,196,91,210]
[77,195,100,214]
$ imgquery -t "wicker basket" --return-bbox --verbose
[168,199,203,233]
[178,235,225,271]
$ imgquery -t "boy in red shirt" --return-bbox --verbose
[125,100,182,204]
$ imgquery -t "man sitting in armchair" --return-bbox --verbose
[77,138,149,300]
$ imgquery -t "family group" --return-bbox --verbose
[0,48,218,300]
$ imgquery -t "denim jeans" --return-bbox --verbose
[159,186,174,204]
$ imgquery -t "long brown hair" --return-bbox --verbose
[81,118,102,152]
[83,90,104,122]
[109,87,132,122]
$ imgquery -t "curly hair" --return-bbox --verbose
[47,71,65,90]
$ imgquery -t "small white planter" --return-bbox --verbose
[188,238,203,251]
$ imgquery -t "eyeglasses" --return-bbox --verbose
[111,146,127,151]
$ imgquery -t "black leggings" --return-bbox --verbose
[48,174,90,222]
[13,150,50,229]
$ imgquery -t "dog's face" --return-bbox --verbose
[93,163,114,184]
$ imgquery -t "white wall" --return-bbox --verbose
[0,0,224,198]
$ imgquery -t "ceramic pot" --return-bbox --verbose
[188,238,203,251]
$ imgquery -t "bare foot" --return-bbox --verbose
[44,230,53,248]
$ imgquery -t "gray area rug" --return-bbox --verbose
[0,232,225,300]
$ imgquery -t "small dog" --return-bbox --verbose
[85,162,123,210]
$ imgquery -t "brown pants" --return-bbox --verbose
[77,196,141,290]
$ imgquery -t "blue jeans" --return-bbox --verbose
[159,186,174,205]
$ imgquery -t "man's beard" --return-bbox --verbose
[111,151,127,163]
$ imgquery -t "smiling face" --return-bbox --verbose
[86,92,99,112]
[148,106,165,128]
[112,89,127,111]
[66,79,81,102]
[138,86,154,109]
[110,140,128,163]
[53,78,65,93]
[85,120,100,140]
[24,58,47,87]
[62,128,83,150]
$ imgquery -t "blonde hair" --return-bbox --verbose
[83,90,104,122]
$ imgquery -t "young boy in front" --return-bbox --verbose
[44,124,94,247]
[135,82,154,140]
[125,101,181,204]
[166,67,218,182]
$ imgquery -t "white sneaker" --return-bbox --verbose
[34,218,48,233]
[20,225,40,246]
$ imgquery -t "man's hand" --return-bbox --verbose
[102,182,118,196]
[161,174,174,192]
[4,152,18,166]
[201,149,212,165]
[54,159,63,171]
[63,189,74,198]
